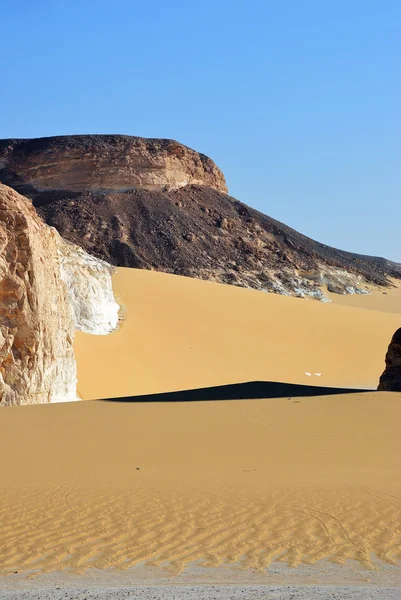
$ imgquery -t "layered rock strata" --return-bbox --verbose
[378,328,401,391]
[0,135,227,195]
[0,183,119,406]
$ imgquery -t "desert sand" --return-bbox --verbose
[1,269,400,598]
[326,279,401,314]
[0,392,400,579]
[74,268,400,400]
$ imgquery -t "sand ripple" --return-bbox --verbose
[0,485,400,576]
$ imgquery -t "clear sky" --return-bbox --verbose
[1,0,400,261]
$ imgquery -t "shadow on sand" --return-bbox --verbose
[100,380,371,403]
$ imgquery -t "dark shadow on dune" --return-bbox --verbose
[99,380,371,403]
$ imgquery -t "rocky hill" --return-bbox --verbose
[1,135,400,300]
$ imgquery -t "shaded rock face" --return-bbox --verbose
[378,328,401,391]
[0,183,120,406]
[0,135,227,195]
[0,183,76,406]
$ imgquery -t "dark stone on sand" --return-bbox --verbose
[378,328,401,391]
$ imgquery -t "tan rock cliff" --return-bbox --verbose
[0,182,120,406]
[0,135,227,194]
[0,183,76,406]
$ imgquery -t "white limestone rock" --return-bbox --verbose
[58,238,120,335]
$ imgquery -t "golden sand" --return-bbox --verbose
[74,269,400,400]
[2,269,400,578]
[0,392,400,576]
[326,279,401,314]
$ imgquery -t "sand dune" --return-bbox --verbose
[74,269,400,400]
[326,279,401,314]
[1,268,400,585]
[0,392,400,577]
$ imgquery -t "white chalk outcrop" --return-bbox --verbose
[58,238,120,335]
[0,183,120,406]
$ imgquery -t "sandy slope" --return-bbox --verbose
[74,269,400,400]
[326,279,401,314]
[1,268,400,588]
[0,393,400,578]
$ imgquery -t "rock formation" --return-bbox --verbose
[0,135,227,195]
[0,183,76,405]
[378,328,401,391]
[37,185,401,301]
[0,183,120,406]
[58,237,119,335]
[1,135,400,301]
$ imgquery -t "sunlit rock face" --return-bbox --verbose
[0,183,76,406]
[0,135,228,194]
[0,183,120,406]
[58,238,120,335]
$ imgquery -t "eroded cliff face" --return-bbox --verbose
[0,135,227,195]
[0,183,120,406]
[0,184,76,406]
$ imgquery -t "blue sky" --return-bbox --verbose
[1,0,400,260]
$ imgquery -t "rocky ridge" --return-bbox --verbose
[37,185,401,301]
[1,135,400,301]
[0,183,119,406]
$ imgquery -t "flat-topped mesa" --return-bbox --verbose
[0,135,228,195]
[1,135,399,302]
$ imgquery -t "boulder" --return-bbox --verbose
[377,328,401,391]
